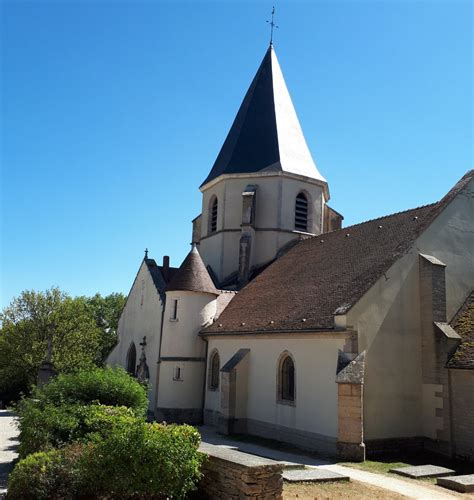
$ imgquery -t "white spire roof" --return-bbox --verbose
[201,45,326,187]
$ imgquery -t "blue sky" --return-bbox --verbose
[1,1,472,308]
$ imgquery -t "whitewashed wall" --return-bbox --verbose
[199,173,325,282]
[204,335,346,440]
[347,176,474,441]
[107,261,163,410]
[157,290,217,412]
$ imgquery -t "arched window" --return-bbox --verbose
[294,192,308,232]
[209,350,220,390]
[209,196,218,233]
[278,353,295,403]
[126,342,137,376]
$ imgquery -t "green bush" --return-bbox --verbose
[33,367,148,415]
[8,423,205,499]
[7,445,84,500]
[83,422,204,498]
[17,402,139,457]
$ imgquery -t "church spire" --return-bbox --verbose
[201,45,326,188]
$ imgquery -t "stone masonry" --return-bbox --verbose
[336,351,366,461]
[419,254,461,457]
[198,443,283,499]
[450,369,474,460]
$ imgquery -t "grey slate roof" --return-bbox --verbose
[201,45,326,188]
[166,245,219,295]
[144,258,178,301]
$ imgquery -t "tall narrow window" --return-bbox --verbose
[210,197,218,233]
[278,353,295,403]
[173,364,184,381]
[209,350,220,390]
[294,192,308,232]
[170,298,178,320]
[126,343,137,376]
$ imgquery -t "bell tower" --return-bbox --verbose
[192,45,342,288]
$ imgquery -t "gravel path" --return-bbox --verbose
[322,464,461,499]
[0,410,19,496]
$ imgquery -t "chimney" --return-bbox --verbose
[162,255,170,282]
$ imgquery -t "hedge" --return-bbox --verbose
[33,367,148,415]
[8,423,205,499]
[17,402,138,458]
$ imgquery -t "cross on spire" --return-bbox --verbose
[266,6,278,46]
[144,248,148,259]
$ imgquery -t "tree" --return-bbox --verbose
[0,288,102,403]
[83,292,126,361]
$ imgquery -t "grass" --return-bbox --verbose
[342,450,474,476]
[342,459,410,474]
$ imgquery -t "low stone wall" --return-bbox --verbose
[365,436,425,456]
[198,442,283,499]
[155,407,203,424]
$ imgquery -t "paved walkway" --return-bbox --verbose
[0,410,19,496]
[198,426,462,499]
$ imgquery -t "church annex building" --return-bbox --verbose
[107,44,474,462]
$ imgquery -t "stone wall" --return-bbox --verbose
[450,369,474,461]
[198,443,283,499]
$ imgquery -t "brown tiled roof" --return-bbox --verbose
[448,292,474,370]
[167,245,219,295]
[203,170,474,335]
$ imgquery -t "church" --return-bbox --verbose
[107,43,474,462]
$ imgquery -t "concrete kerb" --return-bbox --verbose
[390,465,456,479]
[437,475,474,494]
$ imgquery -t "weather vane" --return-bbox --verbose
[266,6,279,46]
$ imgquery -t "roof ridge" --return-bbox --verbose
[320,202,438,237]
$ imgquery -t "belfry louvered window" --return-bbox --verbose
[294,192,308,231]
[210,197,218,233]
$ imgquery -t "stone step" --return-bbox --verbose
[390,465,455,479]
[282,468,350,483]
[437,474,474,493]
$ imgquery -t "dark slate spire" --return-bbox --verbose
[166,244,219,295]
[201,46,326,188]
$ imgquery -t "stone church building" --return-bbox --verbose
[107,45,474,462]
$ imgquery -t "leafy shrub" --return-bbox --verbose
[7,445,84,500]
[17,402,138,458]
[33,367,148,415]
[9,423,205,499]
[82,422,204,498]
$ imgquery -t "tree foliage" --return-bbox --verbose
[0,288,126,403]
[83,292,126,361]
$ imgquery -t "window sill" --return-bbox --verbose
[292,229,315,237]
[277,398,296,407]
[169,318,179,322]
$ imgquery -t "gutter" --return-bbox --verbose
[153,290,167,419]
[201,337,209,421]
[200,327,349,337]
